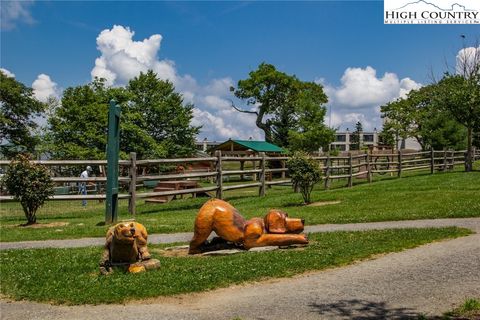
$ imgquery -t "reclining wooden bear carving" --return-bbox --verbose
[99,221,158,274]
[189,199,308,254]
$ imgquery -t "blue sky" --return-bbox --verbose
[1,1,479,140]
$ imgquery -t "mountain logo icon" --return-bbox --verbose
[394,0,476,11]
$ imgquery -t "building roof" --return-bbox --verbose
[234,140,284,152]
[212,139,284,153]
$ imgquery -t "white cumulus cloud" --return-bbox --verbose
[327,66,419,108]
[192,108,240,139]
[321,66,421,131]
[32,74,60,103]
[202,95,231,110]
[399,77,422,98]
[91,25,260,141]
[192,108,262,141]
[91,25,177,86]
[204,77,234,96]
[0,68,15,78]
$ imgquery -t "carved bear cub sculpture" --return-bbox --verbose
[189,199,309,254]
[100,222,158,274]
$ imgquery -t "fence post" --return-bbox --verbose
[281,160,286,179]
[443,149,447,171]
[397,149,402,178]
[348,152,353,188]
[430,148,434,174]
[449,150,454,171]
[259,152,266,197]
[324,154,331,189]
[240,160,245,181]
[215,150,223,199]
[366,152,372,183]
[128,152,137,217]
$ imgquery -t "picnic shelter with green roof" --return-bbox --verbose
[210,139,285,181]
[211,139,284,156]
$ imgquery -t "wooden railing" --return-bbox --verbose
[0,148,478,213]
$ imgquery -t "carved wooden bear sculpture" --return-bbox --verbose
[99,222,152,274]
[189,199,308,254]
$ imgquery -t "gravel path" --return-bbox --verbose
[1,218,479,319]
[1,217,479,250]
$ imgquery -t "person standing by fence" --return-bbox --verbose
[79,166,93,207]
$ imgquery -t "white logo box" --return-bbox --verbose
[384,0,480,24]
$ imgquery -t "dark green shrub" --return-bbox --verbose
[329,148,340,156]
[2,154,54,225]
[287,151,322,204]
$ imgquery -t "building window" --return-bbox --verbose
[335,134,346,142]
[363,134,374,142]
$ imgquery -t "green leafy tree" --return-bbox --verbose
[440,42,480,170]
[48,79,134,159]
[45,82,148,160]
[436,74,480,171]
[127,70,200,157]
[2,154,54,225]
[48,72,199,160]
[381,95,419,150]
[381,84,468,151]
[231,63,297,145]
[0,71,45,158]
[350,121,363,151]
[421,110,466,150]
[231,63,333,149]
[287,151,322,204]
[378,128,396,149]
[287,83,335,152]
[409,86,466,150]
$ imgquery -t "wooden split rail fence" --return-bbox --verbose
[0,148,478,214]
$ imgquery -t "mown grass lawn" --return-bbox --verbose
[0,171,479,242]
[0,227,470,305]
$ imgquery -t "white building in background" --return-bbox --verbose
[330,130,379,152]
[330,130,421,152]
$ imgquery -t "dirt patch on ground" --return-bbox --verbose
[307,201,341,207]
[152,247,191,258]
[7,222,70,228]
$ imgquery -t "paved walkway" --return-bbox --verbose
[1,218,479,319]
[1,217,479,250]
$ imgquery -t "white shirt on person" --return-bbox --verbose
[80,170,89,187]
[80,170,89,179]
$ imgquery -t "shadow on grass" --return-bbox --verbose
[309,299,423,319]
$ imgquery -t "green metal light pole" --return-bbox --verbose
[106,100,121,224]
